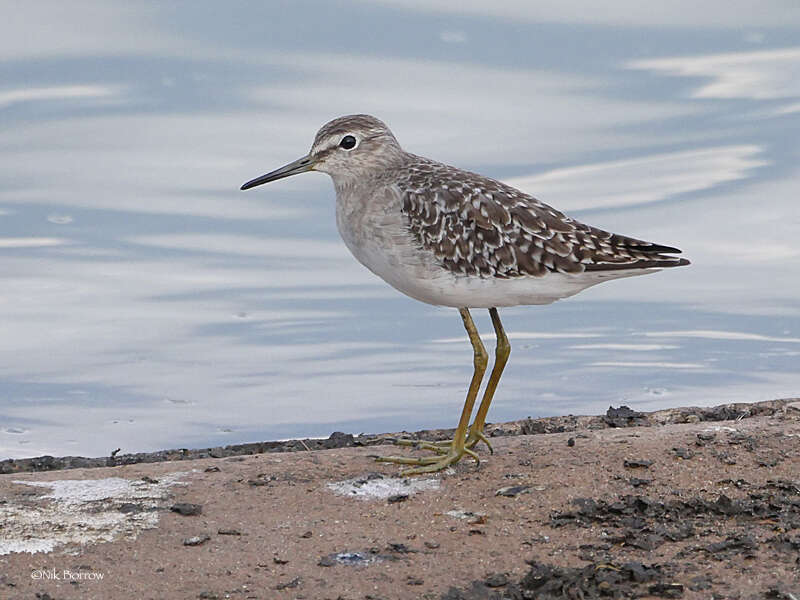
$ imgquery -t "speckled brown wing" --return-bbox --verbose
[397,157,688,279]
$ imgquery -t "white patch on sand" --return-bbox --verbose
[0,472,190,555]
[327,476,439,500]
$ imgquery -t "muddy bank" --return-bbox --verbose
[0,399,798,599]
[1,399,791,475]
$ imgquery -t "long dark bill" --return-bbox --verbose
[240,154,313,190]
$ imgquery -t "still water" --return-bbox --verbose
[1,2,799,459]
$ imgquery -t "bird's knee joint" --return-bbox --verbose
[474,349,489,369]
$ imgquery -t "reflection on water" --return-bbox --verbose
[1,3,798,458]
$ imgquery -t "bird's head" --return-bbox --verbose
[240,114,404,191]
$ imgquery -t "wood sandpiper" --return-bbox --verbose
[241,114,689,475]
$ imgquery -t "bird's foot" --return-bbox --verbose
[390,427,493,455]
[371,444,479,476]
[465,429,493,454]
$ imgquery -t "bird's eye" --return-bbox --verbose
[339,135,357,150]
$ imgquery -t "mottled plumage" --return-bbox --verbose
[243,114,689,308]
[241,114,691,475]
[398,156,687,279]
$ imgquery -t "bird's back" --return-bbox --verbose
[395,154,689,281]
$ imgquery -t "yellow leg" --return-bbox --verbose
[374,307,488,475]
[464,307,510,452]
[388,307,509,456]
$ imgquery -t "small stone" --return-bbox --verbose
[624,458,653,468]
[406,577,424,586]
[387,493,409,504]
[198,592,220,600]
[217,529,242,536]
[171,503,202,516]
[300,531,313,538]
[629,477,651,487]
[183,534,211,546]
[204,466,221,472]
[273,556,289,565]
[496,485,530,497]
[485,573,508,587]
[141,476,159,484]
[424,540,440,549]
[696,431,716,442]
[567,437,575,447]
[648,582,684,598]
[672,447,694,459]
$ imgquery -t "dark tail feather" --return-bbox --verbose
[585,256,690,271]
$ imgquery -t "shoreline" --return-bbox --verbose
[1,398,793,475]
[1,398,798,599]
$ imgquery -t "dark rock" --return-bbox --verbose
[672,447,694,459]
[624,458,653,468]
[141,476,159,484]
[520,419,547,434]
[119,502,143,514]
[171,503,202,516]
[495,485,530,497]
[300,531,313,538]
[273,556,289,564]
[604,405,648,428]
[324,431,355,448]
[387,494,408,504]
[696,431,716,443]
[765,479,800,494]
[424,540,440,549]
[217,529,241,536]
[648,582,684,598]
[406,577,424,585]
[204,466,221,472]
[629,477,651,487]
[567,437,575,447]
[387,542,415,553]
[485,573,508,587]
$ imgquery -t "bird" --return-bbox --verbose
[241,114,689,475]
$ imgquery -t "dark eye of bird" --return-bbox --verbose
[339,135,357,150]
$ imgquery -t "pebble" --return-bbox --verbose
[171,503,202,516]
[496,485,530,497]
[485,573,509,587]
[183,534,211,546]
[623,459,653,468]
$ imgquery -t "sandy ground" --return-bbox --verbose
[1,399,799,600]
